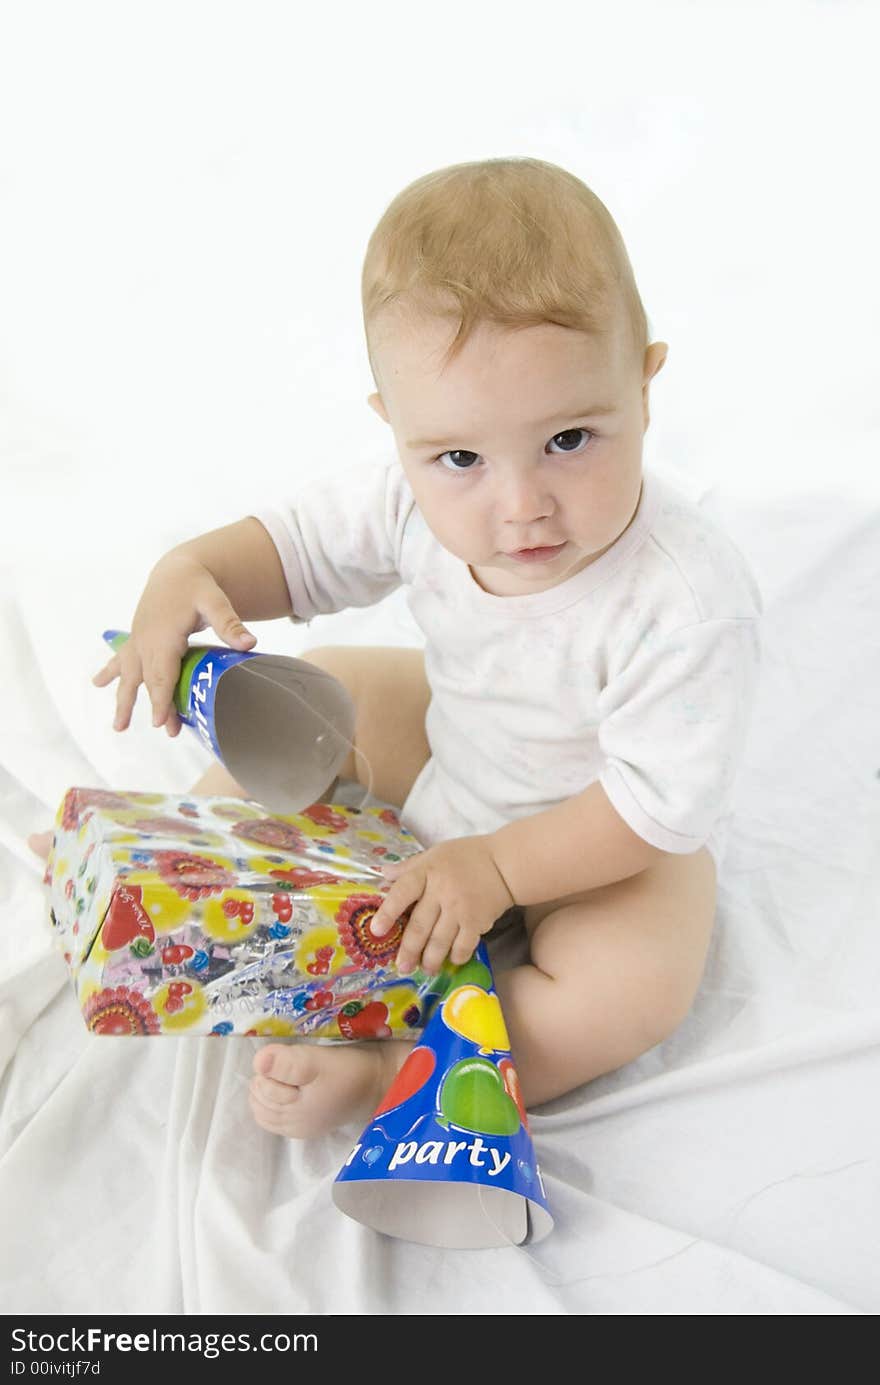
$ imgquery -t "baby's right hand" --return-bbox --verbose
[93,553,257,736]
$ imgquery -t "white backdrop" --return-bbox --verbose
[2,0,878,570]
[2,0,879,1318]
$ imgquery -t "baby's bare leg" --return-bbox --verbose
[188,760,250,796]
[495,847,717,1106]
[252,849,717,1138]
[248,644,433,1139]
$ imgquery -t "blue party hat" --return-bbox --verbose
[102,630,355,813]
[333,943,553,1247]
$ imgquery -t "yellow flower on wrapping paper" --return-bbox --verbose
[135,884,192,935]
[295,925,343,978]
[244,1017,300,1038]
[152,978,207,1030]
[201,890,262,944]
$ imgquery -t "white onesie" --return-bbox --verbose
[251,452,762,875]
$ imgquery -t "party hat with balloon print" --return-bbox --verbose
[102,630,357,814]
[333,943,553,1247]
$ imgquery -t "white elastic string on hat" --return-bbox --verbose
[229,660,377,812]
[478,1181,709,1284]
[475,1182,566,1279]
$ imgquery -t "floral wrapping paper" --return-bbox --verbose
[44,787,447,1039]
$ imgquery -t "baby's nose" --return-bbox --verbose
[499,476,554,525]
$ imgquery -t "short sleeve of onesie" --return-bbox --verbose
[248,454,414,623]
[597,616,762,854]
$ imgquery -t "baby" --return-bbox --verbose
[30,157,762,1140]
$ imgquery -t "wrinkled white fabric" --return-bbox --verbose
[2,476,878,1315]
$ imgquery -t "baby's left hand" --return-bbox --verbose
[370,835,515,976]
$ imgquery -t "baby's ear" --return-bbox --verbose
[641,342,668,431]
[643,341,668,384]
[367,392,390,423]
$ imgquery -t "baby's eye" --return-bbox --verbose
[547,428,594,454]
[435,429,594,472]
[437,449,480,472]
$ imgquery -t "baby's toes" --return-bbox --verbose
[27,831,54,861]
[248,1082,298,1135]
[249,1046,318,1136]
[249,1072,300,1112]
[251,1042,318,1095]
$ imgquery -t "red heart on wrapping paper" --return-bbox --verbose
[338,1000,391,1041]
[306,945,335,976]
[101,885,155,951]
[161,944,194,965]
[372,1045,436,1116]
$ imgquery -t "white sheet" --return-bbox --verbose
[2,472,878,1316]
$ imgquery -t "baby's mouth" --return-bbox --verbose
[506,541,567,561]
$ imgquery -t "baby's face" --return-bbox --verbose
[368,312,666,596]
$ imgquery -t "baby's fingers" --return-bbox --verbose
[201,588,257,652]
[113,661,145,732]
[91,654,139,732]
[418,917,461,977]
[449,929,479,969]
[92,656,121,688]
[144,661,185,729]
[394,899,443,975]
[370,871,423,937]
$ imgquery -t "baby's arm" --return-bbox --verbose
[370,784,662,975]
[94,517,293,734]
[171,517,293,628]
[486,781,663,905]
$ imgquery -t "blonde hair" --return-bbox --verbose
[362,156,649,384]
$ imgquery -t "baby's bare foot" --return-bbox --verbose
[27,831,53,861]
[249,1039,409,1140]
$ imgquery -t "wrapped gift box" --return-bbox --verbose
[44,787,444,1039]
